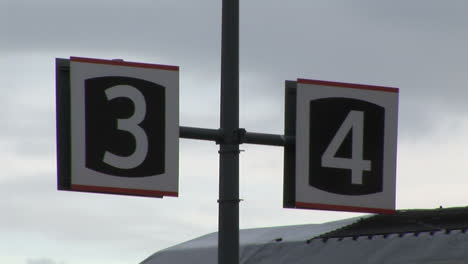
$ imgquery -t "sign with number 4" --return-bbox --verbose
[288,78,398,214]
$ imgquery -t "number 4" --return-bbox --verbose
[321,110,371,184]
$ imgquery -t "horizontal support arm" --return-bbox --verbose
[243,131,292,146]
[180,126,294,147]
[180,126,223,142]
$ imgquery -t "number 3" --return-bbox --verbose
[103,85,149,169]
[321,110,371,184]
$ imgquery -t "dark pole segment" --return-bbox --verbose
[283,81,297,208]
[220,0,239,135]
[219,0,240,264]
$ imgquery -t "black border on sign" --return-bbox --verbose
[283,80,296,208]
[56,58,72,191]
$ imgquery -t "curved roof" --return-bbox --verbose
[141,206,468,264]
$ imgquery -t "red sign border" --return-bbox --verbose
[71,56,179,72]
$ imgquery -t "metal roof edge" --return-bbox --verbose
[314,206,468,241]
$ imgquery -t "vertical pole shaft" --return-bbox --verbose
[219,0,239,264]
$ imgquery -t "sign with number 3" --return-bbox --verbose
[56,57,179,198]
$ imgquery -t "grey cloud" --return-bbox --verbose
[26,258,64,264]
[344,0,468,32]
[2,0,221,63]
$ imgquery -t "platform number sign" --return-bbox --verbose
[56,57,179,198]
[292,79,398,214]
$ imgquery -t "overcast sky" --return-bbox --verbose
[2,0,468,263]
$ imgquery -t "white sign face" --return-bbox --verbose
[295,78,398,214]
[69,57,179,197]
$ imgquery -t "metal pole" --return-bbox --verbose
[219,0,239,263]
